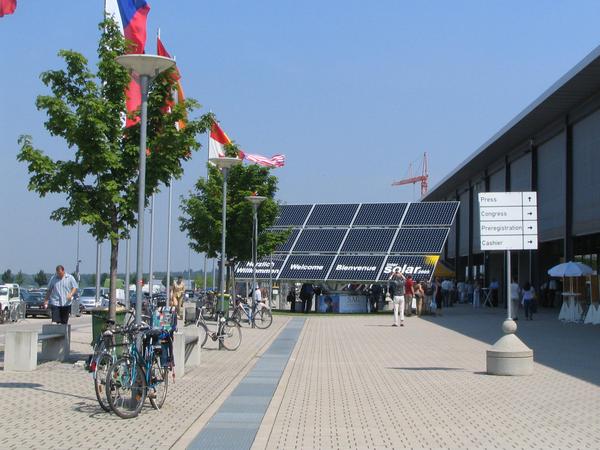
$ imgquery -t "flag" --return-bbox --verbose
[242,153,286,168]
[105,0,150,127]
[0,0,16,17]
[209,121,286,167]
[209,121,231,159]
[156,33,187,128]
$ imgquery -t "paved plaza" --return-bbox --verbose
[1,305,600,449]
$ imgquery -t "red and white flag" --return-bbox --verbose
[209,121,285,168]
[156,33,186,128]
[0,0,16,17]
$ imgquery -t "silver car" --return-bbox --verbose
[79,287,108,312]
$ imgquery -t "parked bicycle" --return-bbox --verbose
[105,316,174,419]
[232,296,273,329]
[195,309,242,351]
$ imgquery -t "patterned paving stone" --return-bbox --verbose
[254,307,600,450]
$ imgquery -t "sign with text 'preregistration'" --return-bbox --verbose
[478,192,538,251]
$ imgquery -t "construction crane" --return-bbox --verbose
[391,152,429,198]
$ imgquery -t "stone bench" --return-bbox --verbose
[4,324,71,372]
[173,326,201,377]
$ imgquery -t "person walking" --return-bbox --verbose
[489,278,500,307]
[172,276,186,319]
[510,278,521,320]
[286,286,297,312]
[388,271,406,327]
[369,283,382,313]
[414,282,425,316]
[404,275,414,317]
[300,282,314,314]
[43,265,78,325]
[522,282,536,320]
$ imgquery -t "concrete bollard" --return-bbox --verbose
[5,330,38,372]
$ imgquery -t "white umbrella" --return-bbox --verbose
[547,262,593,277]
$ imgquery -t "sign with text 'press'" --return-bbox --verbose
[478,192,538,251]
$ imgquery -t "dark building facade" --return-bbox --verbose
[424,45,600,301]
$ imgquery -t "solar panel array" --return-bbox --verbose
[236,201,459,282]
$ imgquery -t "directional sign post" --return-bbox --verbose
[478,192,538,250]
[479,191,536,376]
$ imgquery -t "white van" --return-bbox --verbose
[0,283,21,322]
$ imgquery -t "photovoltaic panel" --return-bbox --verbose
[278,255,335,280]
[305,203,359,226]
[234,255,287,280]
[273,204,312,227]
[378,255,440,282]
[401,201,459,226]
[340,229,396,253]
[293,229,347,253]
[272,229,300,253]
[390,228,449,254]
[327,255,386,281]
[352,203,407,226]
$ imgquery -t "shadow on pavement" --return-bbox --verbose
[422,305,600,386]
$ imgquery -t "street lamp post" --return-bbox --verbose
[245,194,266,328]
[210,157,242,343]
[116,54,175,324]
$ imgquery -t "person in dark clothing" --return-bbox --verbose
[369,284,382,313]
[287,286,297,312]
[300,283,314,314]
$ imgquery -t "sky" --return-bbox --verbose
[1,0,600,275]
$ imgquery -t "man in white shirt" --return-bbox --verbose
[44,265,78,324]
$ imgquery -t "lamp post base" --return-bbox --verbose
[486,319,534,376]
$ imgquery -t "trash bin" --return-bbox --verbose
[90,307,128,351]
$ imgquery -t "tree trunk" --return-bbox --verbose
[108,236,119,321]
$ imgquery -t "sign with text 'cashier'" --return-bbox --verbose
[478,192,538,251]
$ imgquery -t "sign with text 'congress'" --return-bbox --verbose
[478,192,538,251]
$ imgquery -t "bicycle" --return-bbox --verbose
[195,309,242,351]
[198,291,217,321]
[232,296,273,329]
[105,320,173,419]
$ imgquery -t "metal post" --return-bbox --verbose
[251,203,258,328]
[203,254,207,293]
[75,222,81,283]
[125,237,130,309]
[507,250,512,321]
[165,179,173,305]
[135,74,149,325]
[95,241,101,305]
[148,194,155,301]
[269,253,274,309]
[219,167,229,349]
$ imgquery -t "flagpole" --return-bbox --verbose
[148,194,155,300]
[165,177,173,306]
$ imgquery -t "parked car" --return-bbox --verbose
[79,287,108,312]
[22,291,50,318]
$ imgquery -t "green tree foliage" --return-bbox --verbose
[2,269,14,284]
[180,141,288,284]
[34,270,48,287]
[15,270,24,286]
[17,19,212,319]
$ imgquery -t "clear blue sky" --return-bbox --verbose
[1,0,600,275]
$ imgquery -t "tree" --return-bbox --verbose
[15,270,25,286]
[2,269,14,284]
[17,19,212,320]
[34,270,48,287]
[180,142,288,288]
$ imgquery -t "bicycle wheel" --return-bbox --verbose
[94,352,114,412]
[106,357,146,419]
[221,319,242,351]
[231,308,242,324]
[254,309,273,329]
[197,321,209,348]
[148,354,168,410]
